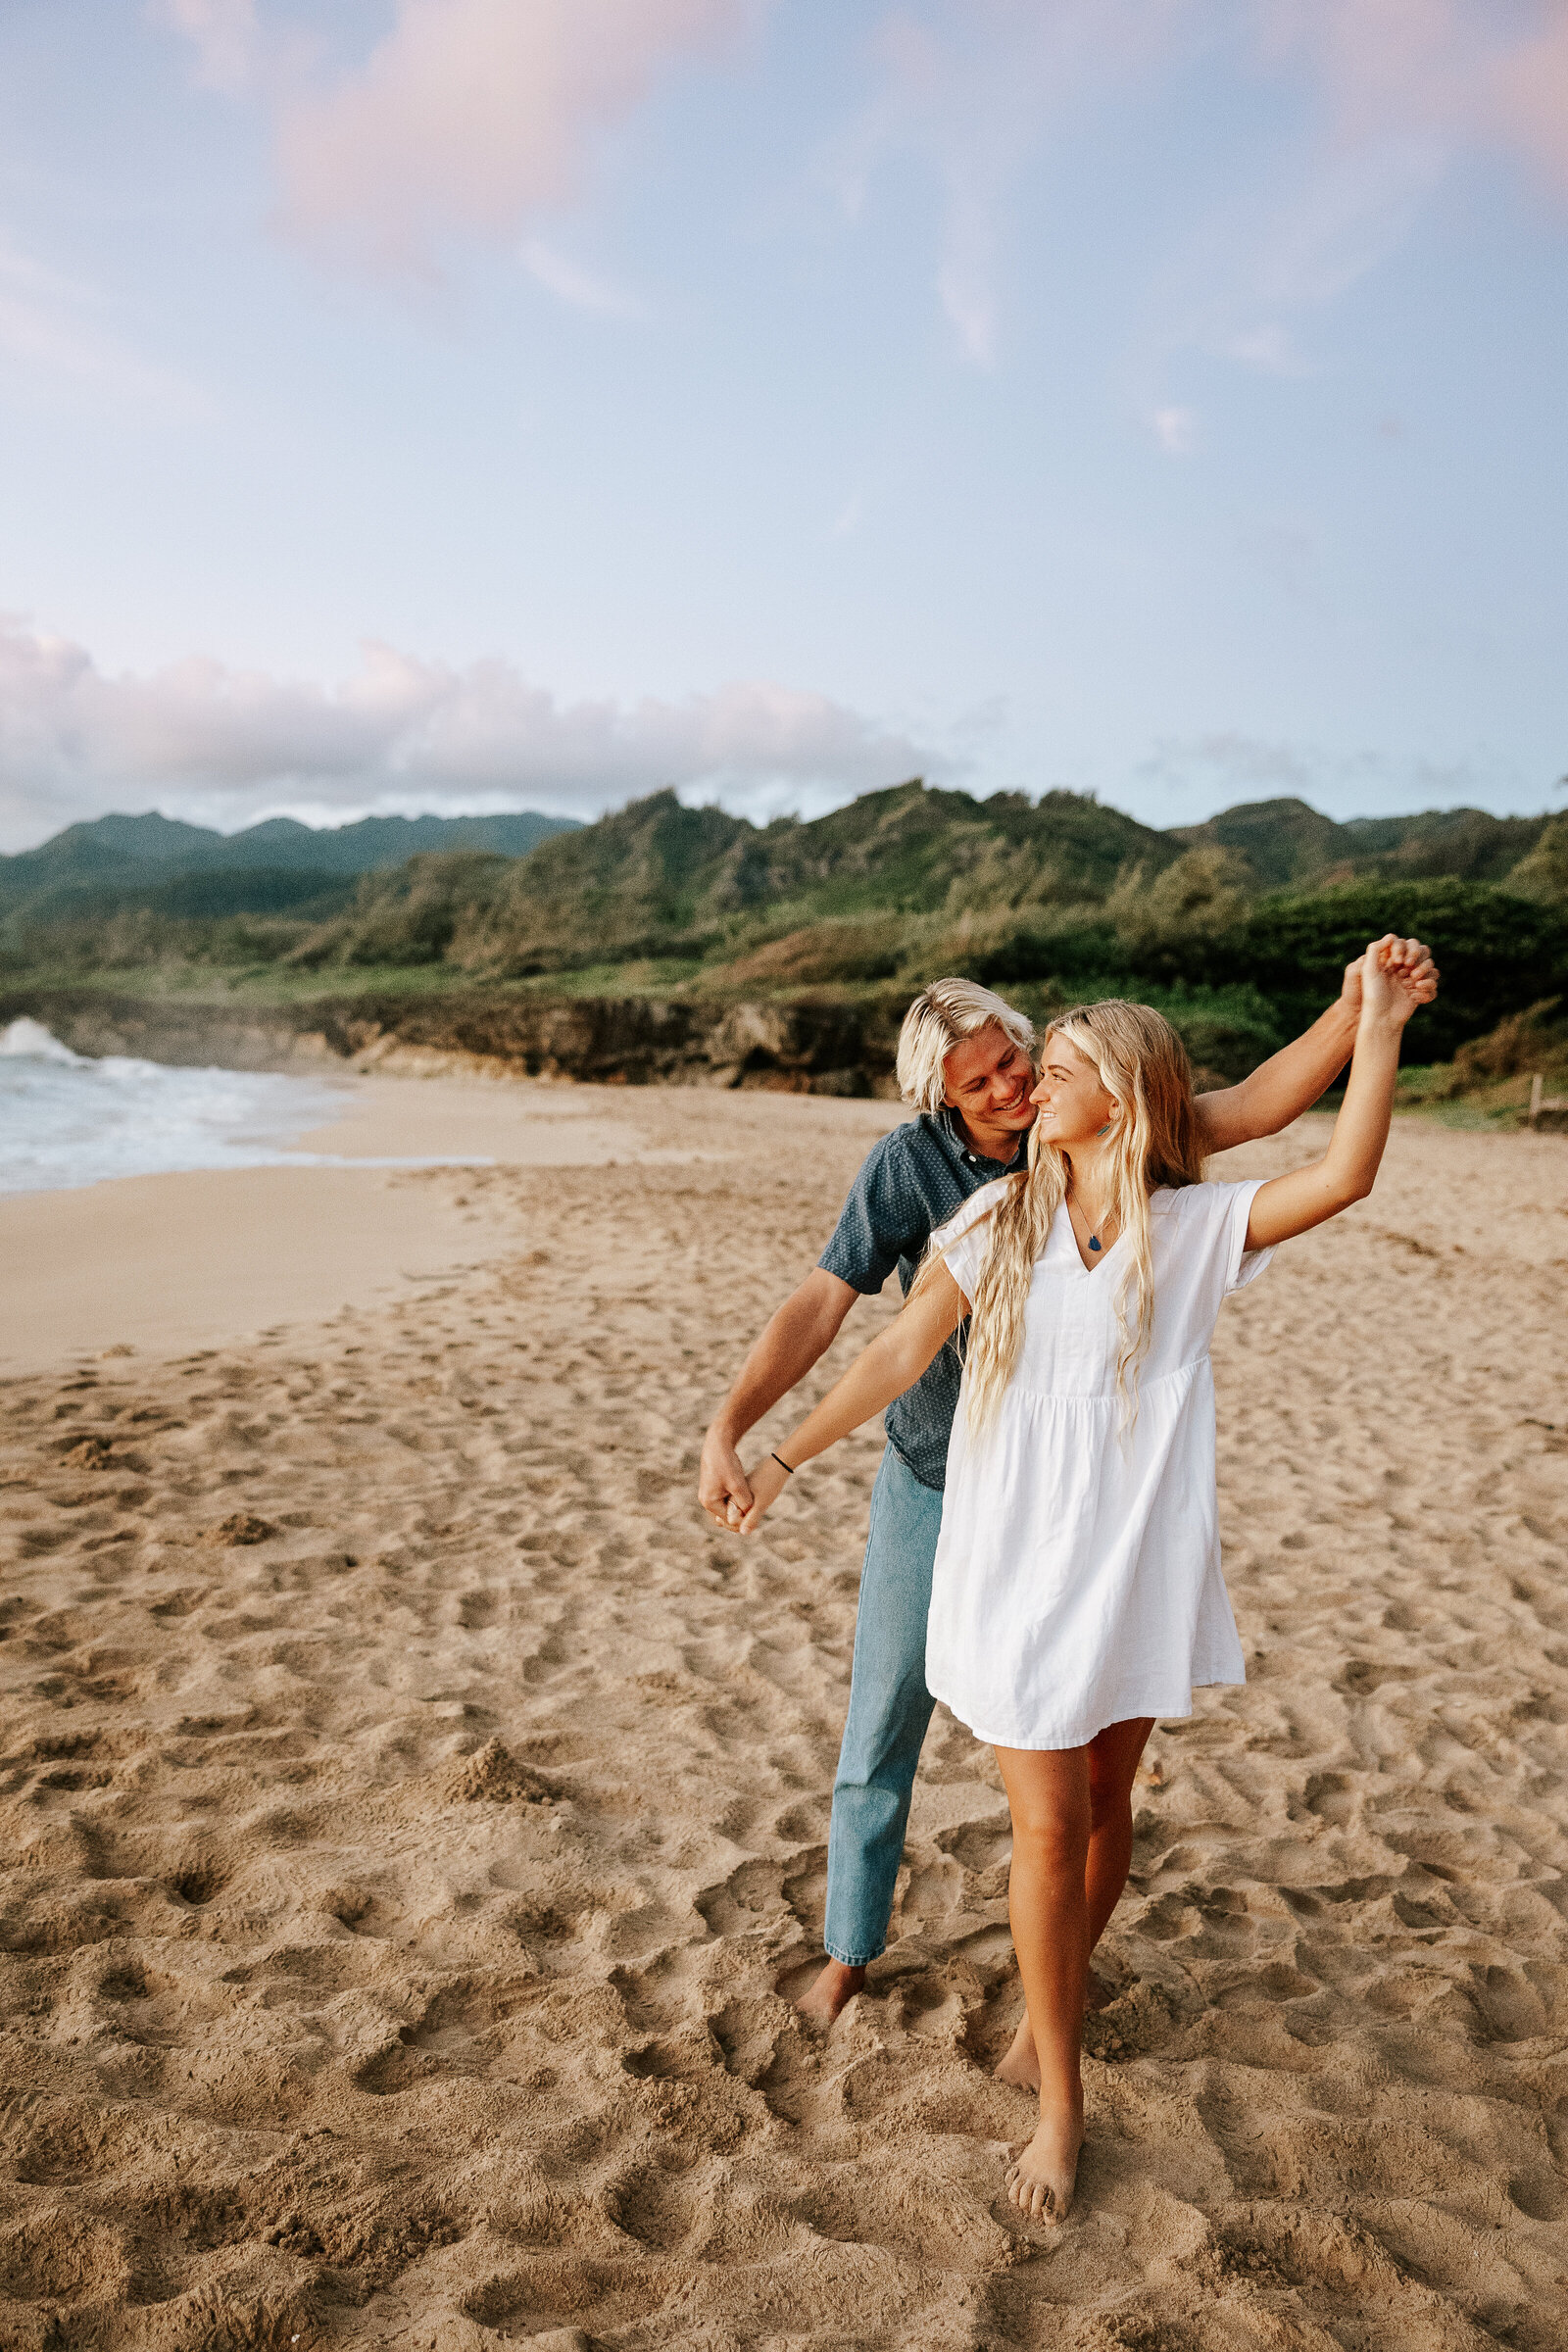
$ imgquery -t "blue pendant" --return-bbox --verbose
[1088,1236,1102,1251]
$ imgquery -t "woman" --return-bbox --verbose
[732,939,1429,2222]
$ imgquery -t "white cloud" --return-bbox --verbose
[830,491,864,539]
[146,0,258,93]
[1222,324,1304,376]
[832,1,1185,370]
[520,236,645,319]
[1251,132,1446,311]
[0,234,206,416]
[149,0,1568,367]
[0,618,946,850]
[1151,405,1197,455]
[840,0,1568,368]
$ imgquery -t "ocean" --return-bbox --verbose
[0,1018,393,1196]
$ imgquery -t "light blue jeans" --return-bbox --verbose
[822,1443,945,1967]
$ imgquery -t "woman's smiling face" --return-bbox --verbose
[1029,1032,1118,1148]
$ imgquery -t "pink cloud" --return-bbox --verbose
[270,0,753,272]
[151,0,1568,328]
[1482,7,1568,201]
[1251,0,1568,198]
[0,618,945,847]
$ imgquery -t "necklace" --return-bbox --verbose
[1070,1186,1116,1254]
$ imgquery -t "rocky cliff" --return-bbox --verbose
[0,988,902,1096]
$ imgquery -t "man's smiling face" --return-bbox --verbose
[941,1023,1038,1143]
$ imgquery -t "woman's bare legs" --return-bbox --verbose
[993,1744,1092,2220]
[1084,1715,1156,1946]
[995,1718,1154,2095]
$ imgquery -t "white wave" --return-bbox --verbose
[1,1014,86,1065]
[0,1019,490,1196]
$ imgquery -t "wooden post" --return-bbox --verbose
[1529,1072,1544,1129]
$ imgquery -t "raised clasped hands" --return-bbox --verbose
[1358,933,1431,1030]
[1342,933,1438,1015]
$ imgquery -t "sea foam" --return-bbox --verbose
[0,1019,468,1196]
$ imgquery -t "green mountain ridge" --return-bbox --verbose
[283,783,1563,985]
[1174,797,1551,890]
[9,785,1560,941]
[3,782,1564,1078]
[0,806,581,925]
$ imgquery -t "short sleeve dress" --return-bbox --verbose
[926,1177,1274,1750]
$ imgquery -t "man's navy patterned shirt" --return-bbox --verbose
[816,1108,1027,1491]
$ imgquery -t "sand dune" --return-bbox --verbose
[1,1086,1565,2349]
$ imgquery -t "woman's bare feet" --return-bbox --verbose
[797,1958,864,2026]
[995,2015,1040,2088]
[1004,2101,1084,2223]
[994,1966,1119,2088]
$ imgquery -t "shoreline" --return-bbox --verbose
[0,1073,899,1374]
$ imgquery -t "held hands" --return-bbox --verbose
[1340,934,1438,1015]
[725,1453,790,1535]
[700,1428,788,1533]
[1357,934,1433,1031]
[699,1424,754,1528]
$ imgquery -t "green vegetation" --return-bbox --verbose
[1395,995,1568,1126]
[3,782,1565,1092]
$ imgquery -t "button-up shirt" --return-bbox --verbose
[816,1107,1028,1490]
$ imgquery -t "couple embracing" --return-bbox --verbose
[699,937,1436,2222]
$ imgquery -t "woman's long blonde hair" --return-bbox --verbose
[925,1000,1206,1430]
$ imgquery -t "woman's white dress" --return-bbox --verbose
[926,1178,1273,1751]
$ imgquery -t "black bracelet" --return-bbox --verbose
[770,1452,796,1476]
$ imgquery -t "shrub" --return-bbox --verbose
[1507,812,1568,904]
[1155,880,1568,1062]
[1107,846,1253,956]
[706,917,906,986]
[1452,998,1568,1084]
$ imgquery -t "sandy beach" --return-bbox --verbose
[1,1078,1565,2351]
[0,1073,714,1373]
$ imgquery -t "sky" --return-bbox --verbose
[1,0,1565,853]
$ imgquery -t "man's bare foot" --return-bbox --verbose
[1004,2103,1084,2223]
[797,1958,864,2026]
[995,2015,1040,2089]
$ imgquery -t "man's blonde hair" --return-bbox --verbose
[896,978,1036,1115]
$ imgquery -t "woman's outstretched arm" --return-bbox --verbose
[731,1265,969,1533]
[1244,939,1429,1250]
[1195,933,1437,1152]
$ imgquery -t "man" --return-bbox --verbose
[698,947,1438,2066]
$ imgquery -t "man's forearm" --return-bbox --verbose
[710,1278,858,1444]
[1197,1000,1357,1152]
